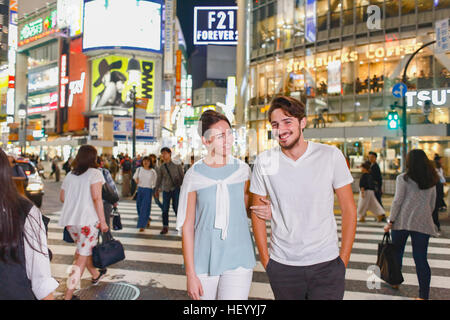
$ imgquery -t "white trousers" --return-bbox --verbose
[197,267,253,300]
[357,189,385,218]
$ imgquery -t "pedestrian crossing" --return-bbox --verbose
[43,201,450,300]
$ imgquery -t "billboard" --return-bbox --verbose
[68,37,88,131]
[194,6,238,45]
[57,0,84,37]
[91,56,155,113]
[28,66,59,93]
[305,0,316,43]
[83,0,162,53]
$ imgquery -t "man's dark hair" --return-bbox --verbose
[268,96,306,128]
[368,151,378,158]
[198,110,231,137]
[160,147,172,154]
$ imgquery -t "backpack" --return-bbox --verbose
[122,159,131,172]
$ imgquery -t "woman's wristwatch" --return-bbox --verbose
[387,219,394,225]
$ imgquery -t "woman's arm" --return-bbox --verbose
[24,206,59,300]
[60,189,65,203]
[181,191,203,300]
[91,182,108,232]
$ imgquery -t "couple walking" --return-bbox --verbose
[177,96,357,300]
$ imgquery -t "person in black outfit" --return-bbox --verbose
[368,151,383,207]
[357,161,386,222]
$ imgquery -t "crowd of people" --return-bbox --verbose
[0,95,448,301]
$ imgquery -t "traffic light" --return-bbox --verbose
[387,111,400,130]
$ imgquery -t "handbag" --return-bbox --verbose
[376,232,404,286]
[101,169,119,205]
[92,231,125,269]
[63,226,74,243]
[112,207,123,231]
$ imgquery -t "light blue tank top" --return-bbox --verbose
[193,159,256,276]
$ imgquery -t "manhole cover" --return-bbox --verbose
[76,282,140,300]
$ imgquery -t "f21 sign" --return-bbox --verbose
[194,6,238,45]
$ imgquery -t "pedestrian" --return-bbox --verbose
[133,156,157,232]
[384,149,439,300]
[154,147,184,235]
[177,110,256,300]
[109,156,119,181]
[149,154,163,211]
[368,151,383,207]
[98,156,119,228]
[62,157,72,175]
[59,145,109,300]
[120,154,132,197]
[0,148,59,300]
[432,155,446,232]
[50,157,61,182]
[250,96,357,300]
[357,161,386,222]
[36,159,46,179]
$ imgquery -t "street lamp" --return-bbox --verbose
[127,56,141,159]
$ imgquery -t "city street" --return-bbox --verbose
[40,176,450,300]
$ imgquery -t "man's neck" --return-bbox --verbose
[280,138,309,162]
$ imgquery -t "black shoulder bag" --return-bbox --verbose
[92,231,125,269]
[376,232,404,286]
[101,169,119,205]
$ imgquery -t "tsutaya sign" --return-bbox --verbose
[406,89,450,107]
[286,42,423,73]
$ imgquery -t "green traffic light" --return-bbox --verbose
[387,111,399,130]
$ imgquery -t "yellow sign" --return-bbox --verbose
[91,55,155,112]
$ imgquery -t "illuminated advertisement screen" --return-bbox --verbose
[90,55,155,112]
[83,0,162,53]
[194,6,238,45]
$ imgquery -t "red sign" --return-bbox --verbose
[8,75,15,88]
[67,37,88,132]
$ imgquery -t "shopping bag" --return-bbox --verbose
[63,226,74,243]
[92,231,125,269]
[112,207,123,231]
[376,232,404,286]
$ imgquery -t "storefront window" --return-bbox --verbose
[27,41,59,69]
[401,0,415,15]
[355,1,369,24]
[342,46,355,95]
[304,49,316,98]
[317,0,328,31]
[417,0,433,12]
[343,0,353,26]
[330,0,342,28]
[385,0,399,17]
[437,0,450,9]
[294,0,305,46]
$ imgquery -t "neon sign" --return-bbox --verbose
[19,10,58,46]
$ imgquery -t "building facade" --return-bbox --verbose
[246,0,450,176]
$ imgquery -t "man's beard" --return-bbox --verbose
[278,130,301,150]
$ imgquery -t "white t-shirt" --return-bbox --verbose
[133,167,157,189]
[59,168,105,227]
[250,141,354,266]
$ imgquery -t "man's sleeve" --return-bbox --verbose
[332,147,354,190]
[249,158,268,196]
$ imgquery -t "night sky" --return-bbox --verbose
[177,0,237,57]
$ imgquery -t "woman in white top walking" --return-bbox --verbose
[133,156,157,232]
[59,145,109,300]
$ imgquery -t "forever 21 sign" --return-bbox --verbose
[194,6,238,45]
